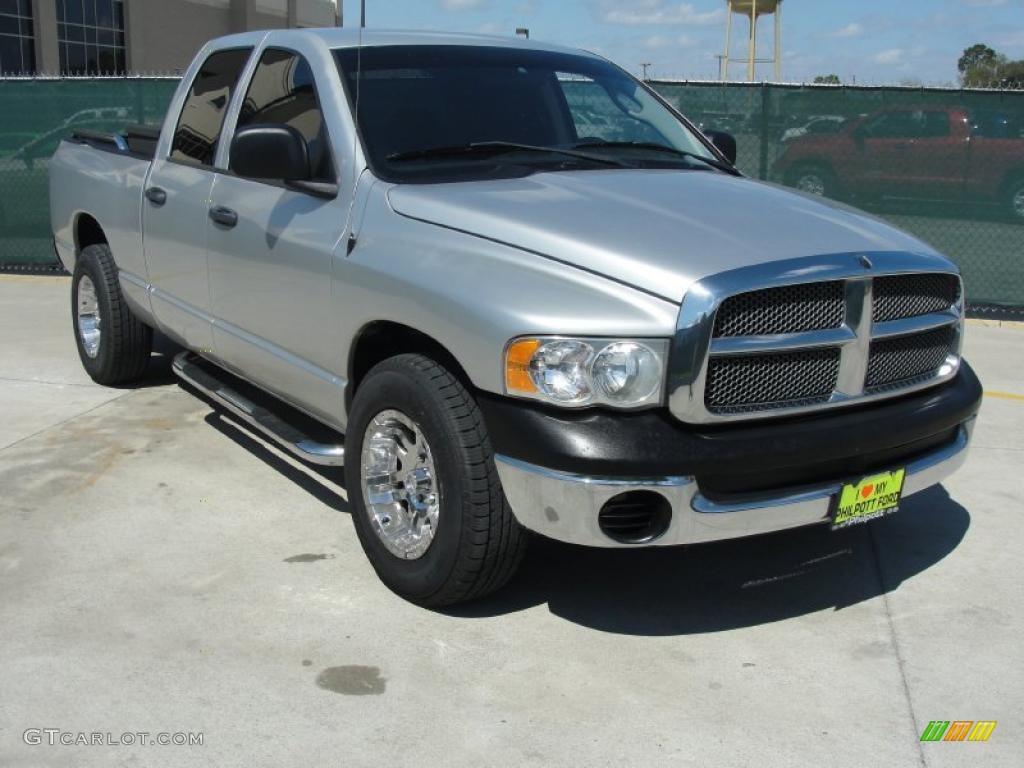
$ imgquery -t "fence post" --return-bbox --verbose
[758,82,770,180]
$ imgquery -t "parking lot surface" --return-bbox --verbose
[1,275,1022,768]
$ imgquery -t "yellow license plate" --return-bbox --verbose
[831,469,906,530]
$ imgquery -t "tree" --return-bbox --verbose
[813,74,841,84]
[958,43,997,76]
[958,43,1002,87]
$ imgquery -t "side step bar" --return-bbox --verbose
[172,351,345,466]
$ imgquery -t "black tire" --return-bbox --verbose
[344,354,526,607]
[1005,175,1024,224]
[71,243,152,385]
[785,163,838,199]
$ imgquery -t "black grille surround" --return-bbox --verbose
[700,271,962,417]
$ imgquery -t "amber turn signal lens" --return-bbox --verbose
[505,338,541,393]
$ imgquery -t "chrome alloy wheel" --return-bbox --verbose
[77,275,101,358]
[1013,186,1024,221]
[795,173,826,197]
[360,409,440,560]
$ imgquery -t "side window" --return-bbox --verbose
[920,112,950,138]
[235,48,335,183]
[170,48,252,167]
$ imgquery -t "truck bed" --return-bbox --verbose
[49,126,158,289]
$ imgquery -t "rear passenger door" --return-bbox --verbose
[206,46,348,425]
[143,47,252,350]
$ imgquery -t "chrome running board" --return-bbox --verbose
[172,351,345,466]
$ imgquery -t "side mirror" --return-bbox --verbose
[230,124,310,181]
[704,129,737,166]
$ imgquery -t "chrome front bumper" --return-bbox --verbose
[494,419,974,547]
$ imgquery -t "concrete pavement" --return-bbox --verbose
[1,275,1021,768]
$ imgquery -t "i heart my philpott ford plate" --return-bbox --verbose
[831,469,906,530]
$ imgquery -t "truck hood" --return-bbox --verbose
[387,169,937,304]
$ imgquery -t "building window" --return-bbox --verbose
[57,0,126,75]
[0,0,36,75]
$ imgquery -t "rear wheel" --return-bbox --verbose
[344,354,526,607]
[71,243,152,385]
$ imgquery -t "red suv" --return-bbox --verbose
[774,106,1024,222]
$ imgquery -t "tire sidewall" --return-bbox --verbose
[344,362,473,602]
[71,246,116,379]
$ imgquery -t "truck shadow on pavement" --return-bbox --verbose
[450,486,969,636]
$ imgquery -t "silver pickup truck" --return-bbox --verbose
[50,29,982,607]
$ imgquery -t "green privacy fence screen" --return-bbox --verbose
[0,77,1021,309]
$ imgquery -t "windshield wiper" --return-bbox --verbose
[571,140,741,176]
[387,141,631,168]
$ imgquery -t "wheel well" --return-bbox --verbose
[75,213,107,252]
[786,159,833,180]
[347,321,473,410]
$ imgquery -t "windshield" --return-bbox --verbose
[334,45,719,183]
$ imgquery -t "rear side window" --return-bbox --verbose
[235,48,335,183]
[170,47,252,167]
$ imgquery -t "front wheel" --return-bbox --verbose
[344,354,526,607]
[1005,176,1024,224]
[786,164,838,199]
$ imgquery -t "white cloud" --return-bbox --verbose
[601,1,724,26]
[872,48,904,65]
[642,33,697,49]
[440,0,487,10]
[830,22,864,38]
[475,21,505,35]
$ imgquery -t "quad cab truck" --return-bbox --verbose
[50,30,982,606]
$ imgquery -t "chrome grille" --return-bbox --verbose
[706,349,840,412]
[873,274,960,322]
[866,326,957,391]
[713,281,844,337]
[673,260,964,423]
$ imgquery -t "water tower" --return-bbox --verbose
[721,0,782,81]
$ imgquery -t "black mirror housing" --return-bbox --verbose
[704,129,737,166]
[230,124,310,181]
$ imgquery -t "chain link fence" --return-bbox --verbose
[0,77,1021,309]
[653,81,1024,311]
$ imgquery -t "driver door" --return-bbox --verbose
[206,46,348,425]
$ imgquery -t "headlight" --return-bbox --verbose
[505,337,668,408]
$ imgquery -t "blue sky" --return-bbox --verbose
[349,0,1024,83]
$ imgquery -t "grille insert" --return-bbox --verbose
[866,326,957,391]
[873,274,959,323]
[713,281,845,337]
[706,348,840,412]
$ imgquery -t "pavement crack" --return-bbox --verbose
[0,375,98,388]
[0,389,135,456]
[868,526,928,768]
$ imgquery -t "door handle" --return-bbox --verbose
[144,186,167,205]
[208,205,238,228]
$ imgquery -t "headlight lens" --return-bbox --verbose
[592,342,662,403]
[505,337,667,408]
